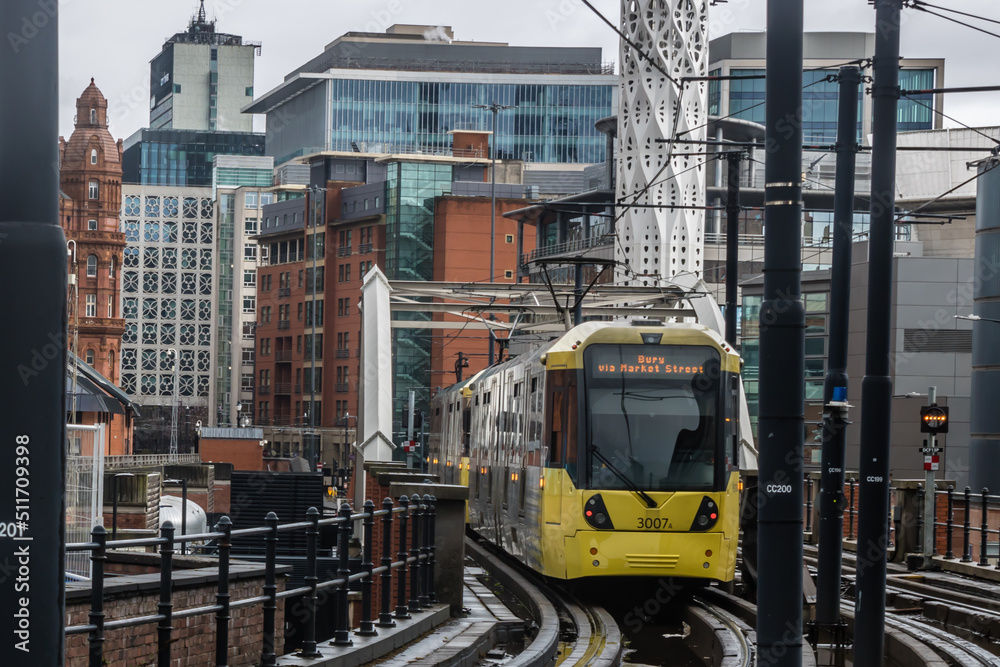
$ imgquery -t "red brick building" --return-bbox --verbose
[59,80,126,384]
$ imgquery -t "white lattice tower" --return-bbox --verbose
[616,0,709,286]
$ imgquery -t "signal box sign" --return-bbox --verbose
[920,404,949,434]
[924,455,940,472]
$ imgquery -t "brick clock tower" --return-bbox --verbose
[59,80,126,383]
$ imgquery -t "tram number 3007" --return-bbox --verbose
[636,517,672,530]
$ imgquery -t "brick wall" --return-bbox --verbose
[65,567,285,666]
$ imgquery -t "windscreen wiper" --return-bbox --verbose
[591,447,657,508]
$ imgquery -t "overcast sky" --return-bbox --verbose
[57,0,1000,141]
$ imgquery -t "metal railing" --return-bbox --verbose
[933,486,1000,566]
[273,383,292,395]
[335,383,349,393]
[105,454,200,469]
[520,234,613,266]
[337,246,352,257]
[358,243,373,254]
[277,320,290,330]
[335,349,350,359]
[274,351,292,362]
[66,496,438,667]
[278,288,291,298]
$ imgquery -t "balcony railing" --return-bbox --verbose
[274,383,292,394]
[337,246,352,257]
[277,320,290,330]
[274,351,292,362]
[278,287,291,298]
[335,383,349,393]
[520,234,613,266]
[358,243,373,254]
[335,349,350,359]
[258,385,271,395]
[294,384,302,394]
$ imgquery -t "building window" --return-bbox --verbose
[109,257,115,279]
[90,149,97,165]
[243,269,256,287]
[246,86,254,97]
[85,293,96,317]
[88,180,98,200]
[243,296,255,313]
[86,254,98,277]
[244,218,258,234]
[88,219,98,230]
[173,83,182,94]
[245,192,258,209]
[89,109,96,124]
[244,244,257,260]
[107,294,114,318]
[85,349,95,366]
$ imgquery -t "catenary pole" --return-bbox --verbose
[756,0,805,665]
[855,1,903,663]
[725,153,741,347]
[0,1,67,664]
[815,65,861,627]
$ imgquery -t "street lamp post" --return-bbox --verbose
[473,102,513,366]
[110,472,135,542]
[956,314,1000,324]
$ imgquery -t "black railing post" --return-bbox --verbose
[215,516,233,666]
[88,526,107,667]
[357,500,377,636]
[963,486,973,562]
[409,494,423,612]
[333,502,354,646]
[848,478,856,540]
[157,522,175,667]
[980,488,990,566]
[946,486,955,560]
[395,496,411,619]
[420,494,432,607]
[261,512,279,667]
[378,498,396,628]
[302,507,322,657]
[805,479,814,534]
[428,495,438,604]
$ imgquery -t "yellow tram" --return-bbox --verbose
[428,321,749,582]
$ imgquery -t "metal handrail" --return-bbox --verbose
[65,496,439,666]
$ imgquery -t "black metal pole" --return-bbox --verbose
[261,512,278,667]
[815,65,861,628]
[573,264,584,326]
[215,516,232,666]
[378,498,396,628]
[854,2,902,664]
[301,507,321,657]
[181,479,188,555]
[89,526,107,667]
[409,494,423,612]
[157,523,175,667]
[725,153,741,347]
[112,476,119,542]
[358,499,377,636]
[395,496,411,619]
[757,1,805,664]
[333,502,353,646]
[946,485,955,560]
[0,3,66,664]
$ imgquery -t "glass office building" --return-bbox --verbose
[715,68,934,142]
[327,80,614,164]
[122,129,266,187]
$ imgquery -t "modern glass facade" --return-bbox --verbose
[740,290,830,437]
[122,129,266,187]
[384,161,455,415]
[727,68,934,141]
[328,79,614,164]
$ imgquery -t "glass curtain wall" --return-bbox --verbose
[328,79,613,163]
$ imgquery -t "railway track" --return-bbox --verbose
[465,537,622,667]
[803,544,1000,665]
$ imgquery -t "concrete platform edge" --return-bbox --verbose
[275,604,451,667]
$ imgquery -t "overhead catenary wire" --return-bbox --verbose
[908,2,1000,40]
[909,0,1000,27]
[577,0,682,87]
[896,94,1000,146]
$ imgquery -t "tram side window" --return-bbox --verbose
[564,385,578,480]
[550,388,564,466]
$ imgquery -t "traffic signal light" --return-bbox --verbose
[402,407,423,430]
[920,404,949,434]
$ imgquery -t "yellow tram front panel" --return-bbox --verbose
[538,469,740,580]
